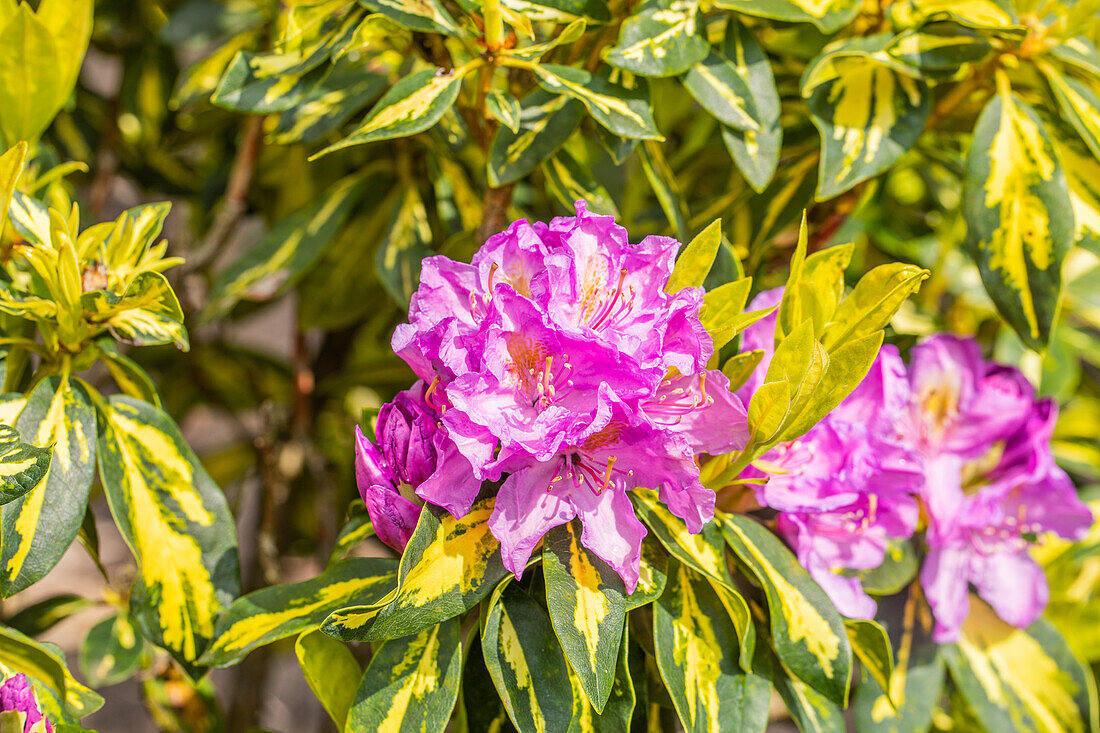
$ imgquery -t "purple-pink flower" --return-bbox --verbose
[905,335,1092,642]
[0,673,52,733]
[380,202,749,591]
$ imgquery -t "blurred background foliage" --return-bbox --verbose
[4,0,1100,728]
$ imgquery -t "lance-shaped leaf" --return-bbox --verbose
[566,626,636,733]
[0,624,103,723]
[721,514,852,705]
[683,51,759,131]
[486,90,522,132]
[719,21,782,193]
[1043,65,1100,162]
[501,0,610,23]
[803,37,930,200]
[886,24,992,70]
[845,619,894,702]
[0,5,62,145]
[507,18,587,61]
[945,601,1097,733]
[346,617,463,732]
[489,90,583,186]
[272,57,387,144]
[604,0,708,77]
[358,0,460,35]
[1051,125,1100,252]
[544,150,619,217]
[482,584,575,733]
[532,65,661,140]
[78,612,145,688]
[2,378,95,596]
[1051,37,1100,77]
[296,631,361,730]
[667,219,722,294]
[0,142,26,236]
[375,186,434,307]
[654,561,771,733]
[204,176,365,321]
[200,557,398,667]
[324,499,508,642]
[461,632,514,732]
[212,51,327,113]
[97,396,240,667]
[964,84,1074,349]
[773,663,845,733]
[625,536,670,610]
[639,141,688,240]
[316,68,464,156]
[890,0,1020,31]
[714,0,860,33]
[542,521,626,713]
[820,262,929,350]
[82,271,188,350]
[630,489,734,589]
[0,424,49,507]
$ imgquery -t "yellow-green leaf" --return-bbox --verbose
[345,617,462,732]
[845,618,894,704]
[630,489,734,590]
[200,557,397,667]
[324,499,508,642]
[2,377,95,597]
[820,263,929,351]
[296,630,361,730]
[721,514,852,705]
[964,81,1074,349]
[0,423,49,507]
[482,583,575,733]
[653,561,771,732]
[97,396,240,667]
[0,142,26,237]
[667,219,723,294]
[532,65,661,140]
[542,520,626,713]
[0,6,62,145]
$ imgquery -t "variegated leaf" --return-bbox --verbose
[624,536,669,610]
[272,56,387,144]
[533,65,661,140]
[1051,37,1100,77]
[315,68,464,156]
[78,612,145,688]
[212,51,326,113]
[964,85,1074,349]
[82,271,188,350]
[630,489,734,589]
[489,90,583,186]
[204,176,364,320]
[886,23,992,70]
[803,37,929,200]
[543,521,626,713]
[1051,125,1100,251]
[345,617,463,732]
[482,584,574,733]
[604,0,708,77]
[773,658,845,733]
[945,601,1097,733]
[845,618,894,701]
[199,557,397,667]
[653,561,771,733]
[719,20,782,192]
[683,51,759,131]
[375,186,433,307]
[0,624,103,724]
[324,499,508,642]
[543,149,619,217]
[721,514,852,705]
[2,378,94,596]
[357,0,461,36]
[565,626,635,733]
[486,90,522,133]
[507,18,587,61]
[1043,65,1100,162]
[714,0,860,34]
[889,0,1021,31]
[500,0,610,23]
[97,396,240,667]
[0,424,49,507]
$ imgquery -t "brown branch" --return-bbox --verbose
[925,56,1000,132]
[477,184,514,244]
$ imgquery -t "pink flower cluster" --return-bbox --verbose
[741,289,1092,640]
[357,203,747,591]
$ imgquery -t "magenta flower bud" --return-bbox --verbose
[355,380,480,552]
[0,673,53,733]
